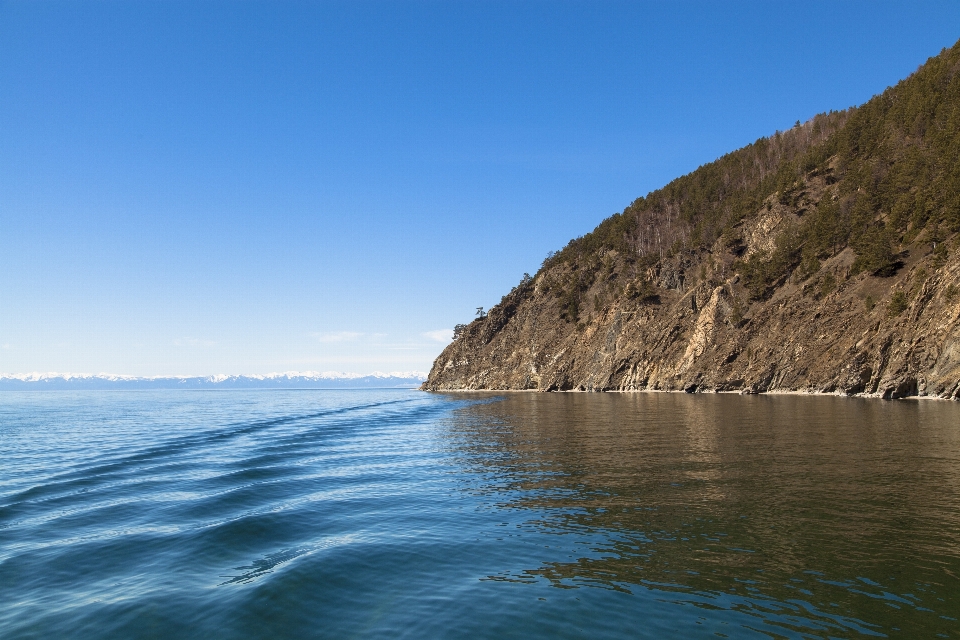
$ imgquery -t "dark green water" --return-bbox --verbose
[1,390,958,638]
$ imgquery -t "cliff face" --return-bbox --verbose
[424,209,960,398]
[424,42,960,399]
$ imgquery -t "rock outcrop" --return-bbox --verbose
[424,238,960,398]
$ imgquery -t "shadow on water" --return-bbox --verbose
[442,392,960,638]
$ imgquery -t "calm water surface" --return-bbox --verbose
[1,390,959,638]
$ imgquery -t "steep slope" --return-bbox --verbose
[424,41,960,399]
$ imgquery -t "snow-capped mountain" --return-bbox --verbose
[0,371,428,390]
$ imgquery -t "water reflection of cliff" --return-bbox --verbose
[443,393,960,637]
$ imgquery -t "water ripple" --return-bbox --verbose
[1,390,959,638]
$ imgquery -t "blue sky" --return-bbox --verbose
[1,1,958,376]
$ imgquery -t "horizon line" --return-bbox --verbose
[0,370,429,381]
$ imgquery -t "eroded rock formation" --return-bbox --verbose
[425,207,960,398]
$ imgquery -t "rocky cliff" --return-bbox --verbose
[424,41,960,399]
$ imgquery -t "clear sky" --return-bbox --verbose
[1,1,958,376]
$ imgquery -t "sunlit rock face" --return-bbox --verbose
[425,245,960,398]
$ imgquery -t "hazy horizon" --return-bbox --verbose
[0,370,428,379]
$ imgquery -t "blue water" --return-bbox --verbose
[1,390,959,638]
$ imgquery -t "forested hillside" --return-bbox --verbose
[425,40,960,399]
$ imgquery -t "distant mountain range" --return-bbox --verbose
[0,372,427,390]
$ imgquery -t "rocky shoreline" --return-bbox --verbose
[424,195,960,400]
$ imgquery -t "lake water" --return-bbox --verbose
[1,390,959,639]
